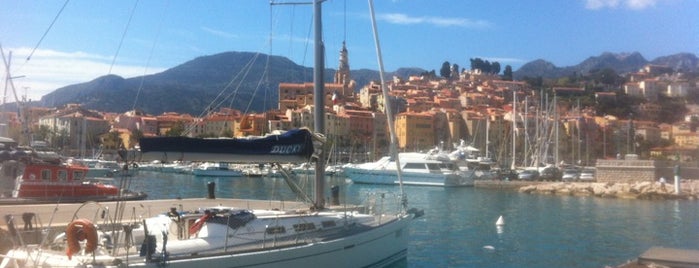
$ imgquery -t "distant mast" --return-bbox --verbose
[511,89,517,170]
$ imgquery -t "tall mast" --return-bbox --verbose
[313,0,326,209]
[368,0,404,206]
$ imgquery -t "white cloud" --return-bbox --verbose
[481,57,527,65]
[201,26,239,40]
[378,13,490,28]
[584,0,658,10]
[1,47,165,102]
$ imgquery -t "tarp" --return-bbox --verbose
[138,128,315,163]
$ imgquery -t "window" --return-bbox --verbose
[292,222,316,232]
[321,221,336,228]
[265,226,286,235]
[41,169,51,181]
[58,170,67,181]
[426,163,441,173]
[73,171,85,181]
[404,163,425,170]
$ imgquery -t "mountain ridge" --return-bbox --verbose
[27,51,699,115]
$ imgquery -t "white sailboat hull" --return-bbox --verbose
[0,214,411,268]
[345,167,473,187]
[192,169,244,177]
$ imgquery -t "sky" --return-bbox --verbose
[1,0,697,102]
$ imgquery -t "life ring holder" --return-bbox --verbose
[65,218,98,260]
[64,201,109,259]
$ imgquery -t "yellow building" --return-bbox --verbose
[395,112,435,151]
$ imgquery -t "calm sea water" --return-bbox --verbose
[121,171,699,268]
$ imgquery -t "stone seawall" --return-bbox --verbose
[596,159,699,183]
[518,180,699,200]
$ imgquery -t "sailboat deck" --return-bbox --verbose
[0,198,321,229]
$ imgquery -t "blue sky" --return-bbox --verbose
[1,0,697,101]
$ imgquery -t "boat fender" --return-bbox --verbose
[65,218,98,260]
[188,212,212,237]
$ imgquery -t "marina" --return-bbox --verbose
[4,171,697,267]
[0,0,697,267]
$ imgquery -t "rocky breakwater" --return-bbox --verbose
[518,180,699,200]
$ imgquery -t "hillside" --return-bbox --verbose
[24,51,699,115]
[513,52,699,80]
[37,52,423,115]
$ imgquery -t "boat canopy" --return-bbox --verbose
[137,128,316,163]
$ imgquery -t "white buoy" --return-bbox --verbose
[496,215,505,226]
[483,245,495,250]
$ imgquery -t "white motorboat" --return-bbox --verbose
[344,152,475,187]
[192,162,244,177]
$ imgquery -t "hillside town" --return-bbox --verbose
[2,44,698,169]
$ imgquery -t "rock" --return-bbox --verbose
[519,185,536,194]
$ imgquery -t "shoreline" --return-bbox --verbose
[475,179,699,200]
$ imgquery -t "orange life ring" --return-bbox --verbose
[188,213,212,237]
[65,218,98,260]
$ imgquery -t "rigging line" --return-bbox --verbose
[301,13,313,79]
[24,0,70,63]
[242,58,271,115]
[207,53,257,113]
[266,3,274,112]
[183,53,261,135]
[108,0,140,75]
[132,0,170,111]
[288,6,296,62]
[225,53,262,114]
[223,54,260,110]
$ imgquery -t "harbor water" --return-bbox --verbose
[123,171,699,267]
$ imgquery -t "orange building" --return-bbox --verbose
[395,112,435,151]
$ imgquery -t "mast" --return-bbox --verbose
[523,96,528,167]
[485,117,489,159]
[368,0,405,207]
[554,94,559,166]
[511,89,517,170]
[312,0,326,209]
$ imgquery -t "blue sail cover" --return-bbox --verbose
[138,128,315,163]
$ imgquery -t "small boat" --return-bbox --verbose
[344,152,475,187]
[0,157,146,204]
[192,162,244,177]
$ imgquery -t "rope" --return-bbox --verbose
[108,0,140,75]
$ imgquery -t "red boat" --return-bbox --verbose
[1,156,147,204]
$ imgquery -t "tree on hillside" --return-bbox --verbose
[586,68,625,87]
[469,57,500,74]
[657,95,688,124]
[452,63,460,78]
[492,62,501,75]
[440,61,451,78]
[420,70,437,79]
[165,121,186,136]
[595,92,641,118]
[470,58,483,72]
[503,65,513,81]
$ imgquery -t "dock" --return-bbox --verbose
[618,247,699,268]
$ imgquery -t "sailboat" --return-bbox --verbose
[0,1,420,267]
